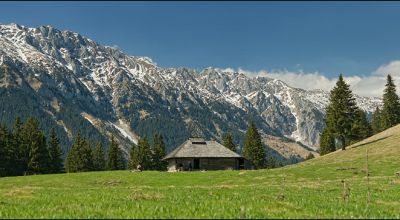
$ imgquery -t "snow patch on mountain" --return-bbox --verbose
[109,120,139,145]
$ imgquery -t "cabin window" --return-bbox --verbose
[192,141,206,145]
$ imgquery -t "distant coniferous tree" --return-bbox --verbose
[265,156,277,169]
[0,126,6,176]
[136,137,152,170]
[350,109,372,144]
[371,106,383,134]
[11,116,24,175]
[48,128,63,173]
[0,125,13,176]
[381,74,400,130]
[27,130,50,174]
[319,129,335,155]
[92,141,106,171]
[65,134,94,173]
[223,133,236,152]
[24,117,51,174]
[128,143,140,170]
[152,133,167,171]
[19,117,35,174]
[323,74,359,150]
[305,152,315,160]
[106,136,125,170]
[242,121,266,169]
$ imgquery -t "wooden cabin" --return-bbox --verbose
[163,138,251,171]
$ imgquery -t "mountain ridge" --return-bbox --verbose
[0,23,382,161]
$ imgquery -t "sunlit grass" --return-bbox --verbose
[1,125,400,218]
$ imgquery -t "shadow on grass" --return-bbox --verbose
[351,136,391,149]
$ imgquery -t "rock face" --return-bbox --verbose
[0,23,382,157]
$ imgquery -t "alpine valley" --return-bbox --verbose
[0,24,382,164]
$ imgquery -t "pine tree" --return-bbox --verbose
[106,136,125,170]
[11,116,24,175]
[265,156,277,169]
[305,152,315,160]
[381,74,400,130]
[319,129,335,155]
[350,109,372,144]
[242,121,266,169]
[25,117,51,174]
[371,106,383,134]
[128,143,140,170]
[152,133,167,171]
[324,74,359,150]
[133,137,152,170]
[19,117,33,175]
[27,131,50,174]
[92,141,106,171]
[223,133,236,152]
[65,134,94,173]
[48,128,63,173]
[139,137,152,170]
[0,125,13,177]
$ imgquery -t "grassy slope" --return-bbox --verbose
[1,126,400,219]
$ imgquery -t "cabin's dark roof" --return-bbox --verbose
[163,138,242,160]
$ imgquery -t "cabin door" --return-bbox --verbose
[193,159,200,169]
[238,158,245,170]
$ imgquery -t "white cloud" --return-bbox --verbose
[373,60,400,77]
[222,60,400,98]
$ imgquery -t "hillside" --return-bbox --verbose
[0,125,399,218]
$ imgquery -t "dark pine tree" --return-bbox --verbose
[152,133,167,171]
[265,156,277,169]
[25,117,51,174]
[92,141,106,171]
[136,137,152,170]
[350,109,372,144]
[0,125,13,177]
[19,117,34,175]
[305,152,315,160]
[319,129,335,155]
[48,128,64,173]
[371,106,384,134]
[223,133,236,152]
[324,74,358,150]
[242,121,266,169]
[128,143,140,170]
[65,134,94,173]
[381,74,400,130]
[106,136,125,170]
[12,116,24,175]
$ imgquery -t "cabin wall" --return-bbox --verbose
[166,158,243,171]
[201,158,237,170]
[167,160,178,172]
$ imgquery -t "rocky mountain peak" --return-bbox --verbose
[0,23,382,156]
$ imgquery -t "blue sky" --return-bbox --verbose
[1,1,400,96]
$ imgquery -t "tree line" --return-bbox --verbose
[320,74,400,155]
[0,116,168,177]
[65,132,167,173]
[0,117,63,176]
[65,130,167,172]
[1,115,276,177]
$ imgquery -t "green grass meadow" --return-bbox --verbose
[1,125,400,218]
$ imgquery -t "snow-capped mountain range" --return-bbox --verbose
[0,23,382,155]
